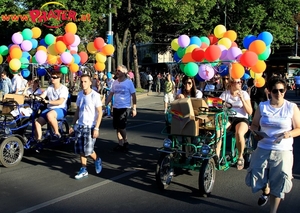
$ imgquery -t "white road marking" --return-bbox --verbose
[16,170,138,213]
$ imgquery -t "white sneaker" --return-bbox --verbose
[75,167,88,180]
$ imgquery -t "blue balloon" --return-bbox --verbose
[30,38,38,49]
[21,69,30,78]
[173,52,181,62]
[218,65,229,76]
[72,54,81,64]
[195,73,205,82]
[39,39,48,47]
[243,35,257,49]
[257,31,273,46]
[37,67,47,76]
[242,73,250,80]
[189,36,202,46]
[22,51,31,60]
[107,72,112,79]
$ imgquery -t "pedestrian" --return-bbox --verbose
[11,73,23,94]
[156,73,162,94]
[146,72,153,95]
[0,71,12,96]
[69,74,103,180]
[247,76,300,212]
[105,65,137,152]
[176,75,203,99]
[163,73,175,114]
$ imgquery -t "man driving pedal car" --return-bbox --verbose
[34,71,69,141]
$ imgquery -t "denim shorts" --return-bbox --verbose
[40,108,67,121]
[74,126,96,156]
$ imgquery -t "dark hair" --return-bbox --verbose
[180,75,197,97]
[80,74,92,81]
[1,70,7,76]
[267,76,287,91]
[51,70,62,78]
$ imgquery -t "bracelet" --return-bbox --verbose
[94,128,99,130]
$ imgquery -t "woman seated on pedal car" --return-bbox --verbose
[22,79,43,97]
[218,77,253,170]
[176,75,203,99]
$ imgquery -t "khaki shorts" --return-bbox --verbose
[164,93,174,103]
[245,147,293,199]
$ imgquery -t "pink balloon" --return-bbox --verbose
[69,46,78,52]
[35,50,47,65]
[71,35,81,47]
[12,33,23,44]
[21,40,33,52]
[198,64,214,80]
[218,44,228,60]
[226,47,242,60]
[178,35,190,48]
[60,52,73,64]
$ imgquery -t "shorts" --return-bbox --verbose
[245,147,293,199]
[113,108,130,129]
[228,117,249,131]
[164,93,174,103]
[74,126,96,156]
[40,108,67,121]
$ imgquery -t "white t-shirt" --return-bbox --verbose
[11,75,23,93]
[76,90,102,126]
[111,78,136,109]
[43,84,69,110]
[27,87,43,95]
[219,90,250,118]
[176,88,203,98]
[147,74,153,81]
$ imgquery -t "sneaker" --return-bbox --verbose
[75,167,88,180]
[258,193,269,206]
[95,158,102,174]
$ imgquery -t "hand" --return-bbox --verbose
[69,127,74,134]
[93,129,99,138]
[237,90,244,100]
[131,109,137,117]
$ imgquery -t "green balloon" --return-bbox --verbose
[180,63,185,72]
[184,62,198,77]
[22,28,33,40]
[32,56,37,64]
[258,46,271,60]
[0,45,8,56]
[200,36,210,45]
[60,66,68,74]
[20,57,29,69]
[177,47,186,58]
[44,34,55,45]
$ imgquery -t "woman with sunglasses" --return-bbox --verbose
[219,77,253,170]
[176,75,202,99]
[247,76,300,212]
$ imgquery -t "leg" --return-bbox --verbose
[116,129,124,145]
[80,155,88,167]
[269,195,281,213]
[46,110,60,135]
[235,121,249,170]
[35,117,47,140]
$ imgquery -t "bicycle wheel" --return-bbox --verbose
[198,158,216,197]
[58,120,69,137]
[155,153,173,190]
[0,136,24,167]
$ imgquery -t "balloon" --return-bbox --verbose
[218,44,228,60]
[95,52,107,63]
[191,48,205,62]
[37,45,47,52]
[94,37,105,50]
[208,34,218,45]
[189,36,202,46]
[218,37,232,49]
[251,60,266,73]
[0,45,8,56]
[214,25,227,38]
[39,38,47,47]
[47,54,58,65]
[185,44,199,53]
[258,46,271,60]
[63,32,75,46]
[178,35,190,48]
[22,28,33,40]
[257,31,273,46]
[78,51,88,64]
[60,52,73,64]
[37,67,47,76]
[71,35,81,47]
[31,27,42,39]
[226,47,242,60]
[20,57,29,68]
[45,34,56,45]
[35,50,47,65]
[254,77,265,87]
[21,40,33,52]
[198,64,214,80]
[200,36,210,45]
[12,33,23,44]
[239,50,258,67]
[181,52,195,63]
[223,30,237,42]
[65,22,77,34]
[30,39,38,49]
[48,44,59,55]
[180,64,185,72]
[56,36,64,43]
[21,69,30,78]
[0,55,3,64]
[243,35,256,49]
[171,38,180,51]
[230,63,245,79]
[87,42,97,54]
[176,47,186,58]
[72,54,81,64]
[231,42,238,47]
[9,58,21,70]
[173,52,181,62]
[60,66,69,74]
[10,47,22,59]
[241,73,251,80]
[195,73,205,82]
[69,63,79,73]
[250,70,263,79]
[218,64,229,76]
[102,44,115,55]
[94,62,105,71]
[204,45,221,62]
[249,40,266,55]
[184,62,198,77]
[55,41,67,54]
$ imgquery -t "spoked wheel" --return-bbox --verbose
[0,137,24,167]
[155,153,174,190]
[198,158,216,197]
[59,120,69,138]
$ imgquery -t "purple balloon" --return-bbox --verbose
[12,33,23,45]
[60,52,73,64]
[35,50,47,65]
[178,35,190,48]
[218,44,228,60]
[21,40,33,52]
[226,47,242,60]
[198,64,214,80]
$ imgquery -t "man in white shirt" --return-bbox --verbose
[146,72,153,94]
[11,74,23,94]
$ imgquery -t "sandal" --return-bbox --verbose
[237,158,244,170]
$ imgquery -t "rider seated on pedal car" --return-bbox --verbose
[218,77,253,170]
[35,71,69,141]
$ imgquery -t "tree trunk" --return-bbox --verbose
[132,41,141,88]
[126,39,132,70]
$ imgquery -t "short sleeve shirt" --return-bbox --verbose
[111,78,135,109]
[43,84,69,110]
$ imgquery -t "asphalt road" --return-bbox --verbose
[1,92,300,213]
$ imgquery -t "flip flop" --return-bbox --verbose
[237,158,244,170]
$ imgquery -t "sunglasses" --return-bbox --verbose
[116,70,122,72]
[51,76,60,79]
[184,81,192,85]
[271,88,285,94]
[232,81,242,84]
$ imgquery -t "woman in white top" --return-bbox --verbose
[248,76,300,212]
[219,78,252,170]
[176,75,202,99]
[23,79,43,97]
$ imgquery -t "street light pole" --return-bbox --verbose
[296,24,298,57]
[224,0,227,28]
[107,3,113,72]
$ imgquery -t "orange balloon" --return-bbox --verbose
[230,63,245,79]
[69,63,79,73]
[94,62,105,71]
[254,77,265,88]
[101,44,115,55]
[47,54,57,65]
[57,56,62,65]
[65,22,77,34]
[55,41,67,54]
[251,60,266,73]
[63,32,75,46]
[249,40,266,55]
[10,47,22,59]
[223,30,237,42]
[9,44,20,52]
[182,52,195,63]
[78,51,88,64]
[37,45,47,52]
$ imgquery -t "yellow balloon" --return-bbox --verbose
[31,27,42,39]
[87,42,97,54]
[185,44,199,53]
[95,52,107,63]
[250,69,263,79]
[47,54,58,65]
[171,39,180,51]
[47,44,58,55]
[37,46,47,52]
[9,58,21,70]
[0,55,2,64]
[214,24,227,38]
[218,37,232,49]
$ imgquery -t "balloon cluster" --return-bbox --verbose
[171,24,273,87]
[0,22,115,77]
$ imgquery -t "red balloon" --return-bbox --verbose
[78,51,88,64]
[191,48,205,62]
[94,37,105,50]
[63,33,75,46]
[204,45,221,62]
[208,34,218,45]
[239,50,258,67]
[56,36,64,43]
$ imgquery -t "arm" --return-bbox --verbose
[69,107,79,134]
[239,91,253,115]
[47,97,65,105]
[284,105,300,139]
[105,91,114,106]
[131,93,137,117]
[250,106,261,131]
[92,106,103,138]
